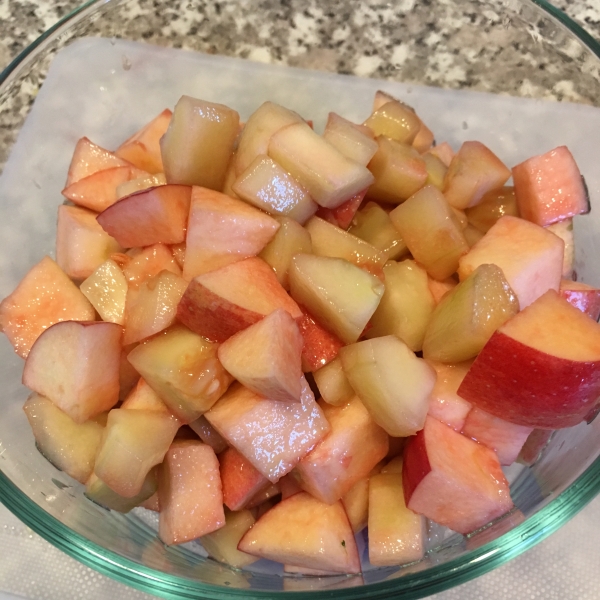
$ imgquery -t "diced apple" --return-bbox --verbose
[364,99,422,145]
[313,357,355,406]
[118,344,140,401]
[237,492,360,574]
[123,270,188,345]
[0,256,95,358]
[293,397,389,504]
[518,429,554,466]
[512,146,589,227]
[127,325,233,423]
[259,216,312,290]
[427,142,455,167]
[427,276,457,305]
[183,186,280,280]
[316,190,366,230]
[232,155,318,224]
[389,184,469,280]
[80,259,128,325]
[426,361,472,431]
[218,308,303,403]
[366,259,435,352]
[403,416,513,534]
[23,320,121,423]
[246,483,282,509]
[462,407,533,465]
[279,474,304,500]
[85,468,158,513]
[457,290,600,428]
[23,393,105,484]
[159,440,225,544]
[341,464,382,533]
[96,184,192,248]
[368,469,425,566]
[116,172,167,199]
[115,108,173,173]
[188,415,228,454]
[463,224,485,247]
[268,122,374,209]
[423,152,447,190]
[546,218,575,279]
[366,136,428,204]
[559,279,600,321]
[339,336,436,437]
[457,215,564,309]
[95,408,179,497]
[443,141,511,209]
[161,95,239,190]
[422,264,519,362]
[323,112,378,166]
[56,205,123,280]
[289,254,384,344]
[219,446,270,511]
[465,186,519,233]
[205,379,330,482]
[122,243,181,287]
[296,307,346,372]
[121,377,175,416]
[177,257,301,343]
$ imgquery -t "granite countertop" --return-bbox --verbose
[2,1,600,600]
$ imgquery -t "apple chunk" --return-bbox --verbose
[219,446,270,511]
[457,290,600,428]
[23,320,122,423]
[559,279,600,321]
[80,259,128,325]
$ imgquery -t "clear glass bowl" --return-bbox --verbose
[1,0,600,598]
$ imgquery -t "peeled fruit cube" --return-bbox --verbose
[219,446,270,511]
[403,416,513,534]
[116,172,167,199]
[366,259,435,352]
[206,379,330,482]
[218,308,303,403]
[200,509,259,569]
[559,279,600,321]
[443,141,511,210]
[127,325,233,423]
[339,336,436,437]
[268,121,374,209]
[96,184,192,248]
[80,259,128,325]
[313,357,355,406]
[341,466,382,534]
[115,108,172,173]
[159,440,225,544]
[390,184,469,280]
[457,290,600,429]
[422,264,519,363]
[296,308,345,373]
[426,361,472,431]
[259,216,313,290]
[57,205,123,280]
[368,470,425,567]
[512,146,589,227]
[23,393,105,484]
[316,190,366,230]
[465,186,518,233]
[322,112,378,166]
[123,270,188,345]
[232,155,318,224]
[423,152,448,190]
[121,377,175,416]
[366,136,428,204]
[457,215,564,309]
[95,408,179,498]
[183,187,280,280]
[364,99,422,145]
[161,95,239,190]
[289,254,384,344]
[188,415,228,454]
[23,320,121,423]
[462,407,533,466]
[349,202,408,260]
[85,468,158,513]
[546,218,574,279]
[0,256,95,358]
[122,243,181,287]
[293,397,389,504]
[238,492,360,574]
[177,257,301,343]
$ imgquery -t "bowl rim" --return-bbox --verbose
[1,0,600,598]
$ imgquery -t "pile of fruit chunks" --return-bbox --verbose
[2,88,600,576]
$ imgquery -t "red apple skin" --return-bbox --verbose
[297,307,346,372]
[559,281,600,321]
[219,447,270,511]
[316,189,367,230]
[457,331,600,429]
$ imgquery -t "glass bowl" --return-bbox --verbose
[1,0,600,598]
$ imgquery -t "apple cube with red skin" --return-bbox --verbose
[403,416,513,534]
[183,187,280,280]
[188,415,228,454]
[323,113,378,166]
[96,184,192,248]
[218,308,303,403]
[316,190,366,230]
[238,491,360,574]
[559,279,600,321]
[426,361,472,431]
[95,408,179,498]
[23,320,122,423]
[159,440,225,545]
[219,446,270,511]
[206,379,330,482]
[23,393,105,484]
[122,243,181,287]
[457,290,600,429]
[292,397,389,504]
[121,377,176,418]
[0,256,95,358]
[512,146,589,227]
[296,307,345,373]
[457,215,564,310]
[115,108,172,173]
[80,259,128,325]
[462,407,533,466]
[116,173,167,199]
[177,257,302,343]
